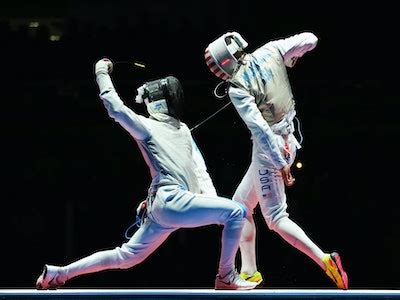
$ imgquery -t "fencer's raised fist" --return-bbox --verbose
[95,58,113,75]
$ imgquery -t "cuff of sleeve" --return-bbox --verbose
[96,73,115,95]
[275,158,288,170]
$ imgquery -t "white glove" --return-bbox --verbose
[135,85,147,103]
[95,58,113,76]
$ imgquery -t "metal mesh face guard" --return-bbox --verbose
[136,76,184,119]
[142,79,169,103]
[204,32,248,80]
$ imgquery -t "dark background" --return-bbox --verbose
[0,0,398,290]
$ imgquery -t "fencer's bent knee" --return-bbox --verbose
[232,193,255,217]
[236,202,248,218]
[219,204,245,233]
[268,215,292,232]
[227,202,247,222]
[263,204,289,231]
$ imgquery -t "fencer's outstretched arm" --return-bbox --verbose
[190,136,218,196]
[228,86,288,170]
[266,32,318,67]
[95,59,150,140]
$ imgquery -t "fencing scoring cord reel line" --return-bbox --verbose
[189,80,232,132]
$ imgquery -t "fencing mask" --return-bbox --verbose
[135,76,184,120]
[204,31,248,80]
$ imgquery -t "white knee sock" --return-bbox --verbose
[239,216,258,275]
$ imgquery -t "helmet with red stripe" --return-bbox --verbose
[204,32,248,80]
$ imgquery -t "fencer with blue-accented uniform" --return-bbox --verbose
[205,31,348,289]
[35,58,258,290]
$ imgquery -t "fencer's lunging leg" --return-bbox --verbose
[57,219,174,283]
[272,216,326,269]
[257,165,326,270]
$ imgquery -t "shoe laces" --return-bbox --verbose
[220,269,247,285]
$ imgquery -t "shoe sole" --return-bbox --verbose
[255,279,264,288]
[331,252,348,289]
[245,278,264,288]
[215,284,257,290]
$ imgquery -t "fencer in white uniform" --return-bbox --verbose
[204,32,348,289]
[35,58,257,290]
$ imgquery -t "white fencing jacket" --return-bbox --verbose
[96,73,217,196]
